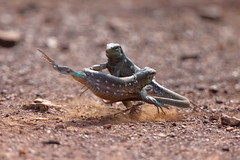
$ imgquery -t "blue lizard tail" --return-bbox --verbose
[37,49,86,82]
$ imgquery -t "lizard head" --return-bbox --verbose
[106,43,124,59]
[135,67,156,86]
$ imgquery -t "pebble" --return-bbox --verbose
[209,85,219,94]
[215,97,224,104]
[167,133,176,137]
[222,146,230,152]
[45,37,58,49]
[42,140,60,145]
[0,30,22,48]
[35,117,48,121]
[226,126,234,132]
[180,54,200,61]
[23,103,49,112]
[23,98,61,112]
[0,89,8,95]
[235,83,240,92]
[156,132,167,137]
[18,150,27,156]
[103,124,112,129]
[55,124,65,130]
[209,114,219,122]
[195,84,205,91]
[199,5,222,21]
[221,113,240,126]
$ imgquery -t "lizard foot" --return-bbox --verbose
[129,106,142,116]
[148,97,168,114]
[113,108,131,116]
[155,104,169,115]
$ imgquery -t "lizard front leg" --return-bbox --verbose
[90,63,107,71]
[140,85,168,113]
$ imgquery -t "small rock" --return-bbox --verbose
[156,132,167,137]
[42,140,60,145]
[0,89,8,95]
[209,114,219,121]
[226,126,234,132]
[23,103,49,112]
[195,84,205,91]
[215,97,224,104]
[60,43,70,51]
[35,117,48,121]
[35,93,46,98]
[209,85,219,94]
[217,123,222,128]
[199,5,222,21]
[200,105,208,110]
[221,113,240,126]
[103,124,112,129]
[203,120,208,124]
[180,54,200,61]
[235,83,240,92]
[19,150,27,156]
[222,146,230,152]
[45,37,58,49]
[167,133,176,137]
[34,98,44,103]
[55,124,65,130]
[0,30,22,48]
[23,98,61,112]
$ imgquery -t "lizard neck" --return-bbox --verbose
[107,53,126,66]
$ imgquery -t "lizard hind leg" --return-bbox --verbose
[122,101,143,116]
[79,86,88,97]
[129,101,144,115]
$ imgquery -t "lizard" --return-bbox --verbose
[90,43,191,109]
[37,49,168,113]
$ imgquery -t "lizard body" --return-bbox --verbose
[90,43,191,108]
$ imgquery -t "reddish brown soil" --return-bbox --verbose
[0,0,240,159]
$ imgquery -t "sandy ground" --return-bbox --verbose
[0,0,240,159]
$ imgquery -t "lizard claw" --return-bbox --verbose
[149,97,167,114]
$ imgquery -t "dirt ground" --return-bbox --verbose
[0,0,240,159]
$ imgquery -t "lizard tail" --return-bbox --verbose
[37,49,54,64]
[154,97,190,108]
[37,48,59,72]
